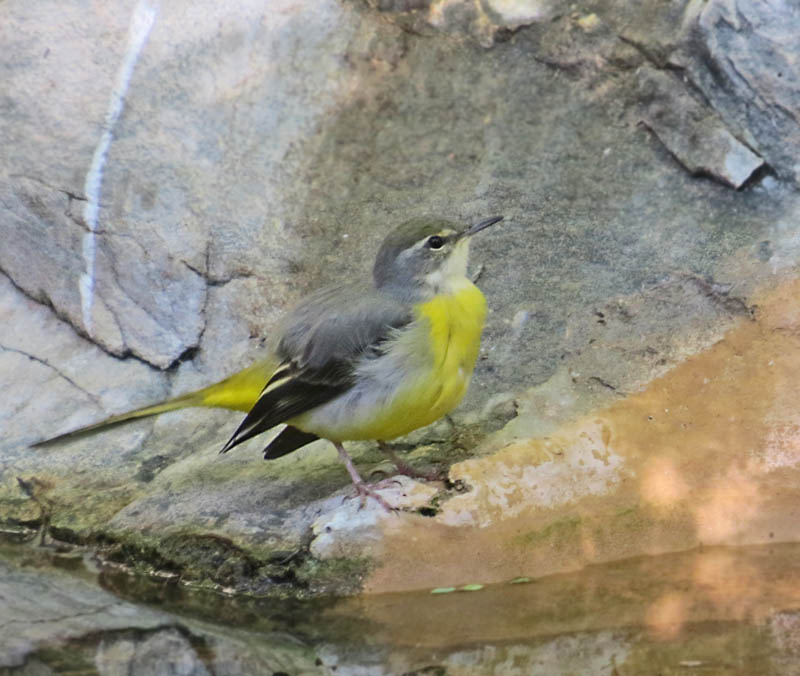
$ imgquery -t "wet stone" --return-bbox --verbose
[5,542,800,674]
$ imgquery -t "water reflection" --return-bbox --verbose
[4,542,800,674]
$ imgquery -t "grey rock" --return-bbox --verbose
[0,274,167,452]
[615,0,800,186]
[96,630,210,676]
[0,0,358,369]
[0,552,327,674]
[373,0,563,47]
[636,67,764,188]
[687,0,800,185]
[1,0,800,595]
[0,557,168,669]
[614,0,703,66]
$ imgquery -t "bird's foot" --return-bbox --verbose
[351,480,396,513]
[334,441,396,512]
[392,461,448,482]
[367,475,405,489]
[377,442,448,482]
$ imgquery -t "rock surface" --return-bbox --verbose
[1,0,799,595]
[5,542,800,674]
[636,67,764,189]
[0,547,327,673]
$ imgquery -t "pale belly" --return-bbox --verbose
[290,283,487,442]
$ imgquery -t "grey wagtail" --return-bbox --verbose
[34,215,504,508]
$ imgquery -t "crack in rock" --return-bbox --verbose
[0,344,103,407]
[634,66,765,189]
[0,603,118,633]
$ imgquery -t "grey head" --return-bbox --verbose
[372,215,503,301]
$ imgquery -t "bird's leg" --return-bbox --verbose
[333,442,394,512]
[377,441,448,482]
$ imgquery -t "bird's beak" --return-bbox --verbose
[460,215,504,240]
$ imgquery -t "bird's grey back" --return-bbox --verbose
[277,283,412,374]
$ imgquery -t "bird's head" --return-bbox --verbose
[373,216,503,300]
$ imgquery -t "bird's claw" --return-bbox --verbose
[351,481,396,513]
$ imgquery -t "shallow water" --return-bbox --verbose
[4,542,800,674]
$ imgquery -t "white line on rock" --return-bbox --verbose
[80,0,159,335]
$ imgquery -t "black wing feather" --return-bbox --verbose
[263,426,320,459]
[220,366,348,453]
[219,285,412,455]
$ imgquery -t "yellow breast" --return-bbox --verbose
[290,281,488,442]
[416,282,487,415]
[348,281,487,440]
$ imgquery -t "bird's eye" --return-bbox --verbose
[427,235,445,250]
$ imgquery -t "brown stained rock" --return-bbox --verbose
[364,275,800,593]
[335,545,800,650]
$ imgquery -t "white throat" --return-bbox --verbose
[424,239,472,294]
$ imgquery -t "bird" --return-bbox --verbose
[34,215,504,509]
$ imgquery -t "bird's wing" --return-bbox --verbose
[220,285,411,453]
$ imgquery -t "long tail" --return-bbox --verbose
[31,358,277,447]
